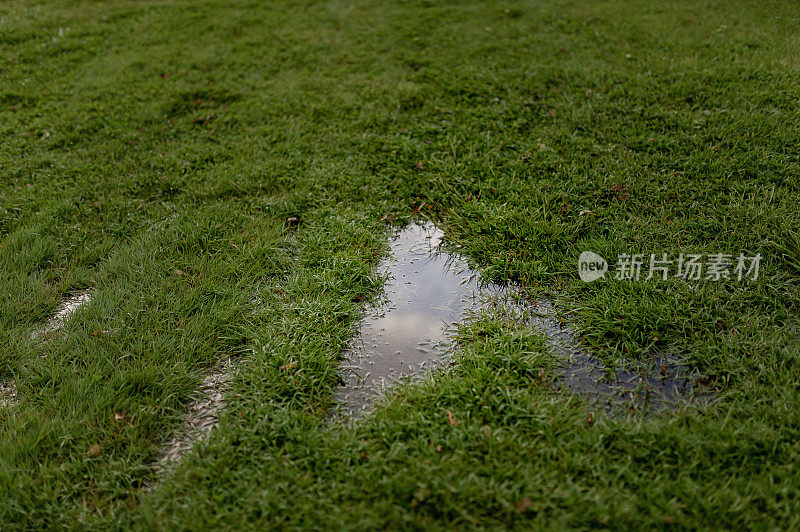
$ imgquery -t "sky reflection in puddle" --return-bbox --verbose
[336,223,498,416]
[336,223,713,418]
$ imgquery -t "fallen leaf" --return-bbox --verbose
[480,425,491,437]
[446,410,458,427]
[87,444,101,457]
[516,497,532,513]
[280,361,298,371]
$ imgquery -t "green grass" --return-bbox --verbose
[1,0,799,528]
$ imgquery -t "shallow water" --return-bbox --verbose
[336,223,713,417]
[336,223,501,416]
[3,289,95,409]
[526,299,715,411]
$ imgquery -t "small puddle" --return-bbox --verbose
[336,223,713,418]
[336,223,503,417]
[32,289,93,339]
[0,290,95,410]
[148,297,262,483]
[526,299,716,411]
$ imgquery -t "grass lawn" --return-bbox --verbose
[1,0,799,528]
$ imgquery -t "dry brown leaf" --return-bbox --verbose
[446,410,458,427]
[516,497,532,513]
[87,444,101,457]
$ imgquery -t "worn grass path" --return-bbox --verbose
[1,0,799,528]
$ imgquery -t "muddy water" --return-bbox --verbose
[336,223,712,418]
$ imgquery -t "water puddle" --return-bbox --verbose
[336,223,503,417]
[336,222,713,417]
[149,297,263,482]
[150,358,237,474]
[526,299,716,411]
[32,289,93,339]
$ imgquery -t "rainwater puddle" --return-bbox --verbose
[148,297,263,483]
[336,223,713,418]
[336,223,504,417]
[526,299,716,412]
[5,289,95,409]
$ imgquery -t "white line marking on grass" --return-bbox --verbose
[150,358,238,475]
[32,289,93,339]
[0,382,17,408]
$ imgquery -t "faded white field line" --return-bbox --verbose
[0,289,95,409]
[150,358,238,475]
[0,382,17,408]
[31,288,94,340]
[147,298,266,482]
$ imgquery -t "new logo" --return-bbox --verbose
[578,251,608,282]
